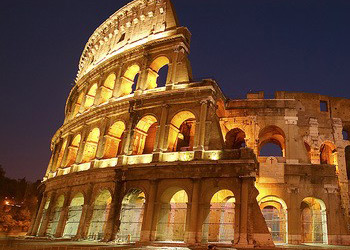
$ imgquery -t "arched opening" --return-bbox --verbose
[82,128,100,163]
[65,135,81,167]
[167,111,196,152]
[99,73,116,104]
[87,190,112,240]
[63,193,84,238]
[71,92,84,118]
[320,142,337,165]
[54,140,67,171]
[345,146,350,180]
[301,197,328,244]
[46,195,65,237]
[156,188,188,242]
[225,128,246,149]
[119,65,140,97]
[36,199,50,236]
[117,189,146,243]
[146,56,170,89]
[259,196,288,244]
[202,190,235,243]
[304,142,311,163]
[84,84,98,109]
[132,116,158,155]
[258,125,285,157]
[103,121,125,158]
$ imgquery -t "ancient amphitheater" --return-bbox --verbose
[28,0,350,248]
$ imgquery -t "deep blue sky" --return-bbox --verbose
[1,0,350,181]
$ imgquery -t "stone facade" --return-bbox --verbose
[29,0,350,248]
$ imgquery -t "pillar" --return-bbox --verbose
[140,180,158,242]
[235,177,250,247]
[287,187,301,244]
[104,180,124,241]
[30,192,48,236]
[75,126,89,164]
[95,118,109,159]
[61,134,73,167]
[27,191,44,236]
[54,189,72,238]
[112,66,122,98]
[38,192,56,236]
[75,184,94,239]
[186,178,200,244]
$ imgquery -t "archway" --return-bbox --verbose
[320,142,337,165]
[202,190,235,243]
[46,195,64,237]
[82,128,100,163]
[146,56,170,89]
[36,198,50,236]
[65,134,81,167]
[54,140,67,171]
[87,190,112,240]
[132,116,158,155]
[167,111,196,152]
[103,121,125,158]
[258,125,285,157]
[225,128,246,149]
[117,189,146,243]
[119,65,140,97]
[63,193,84,238]
[71,92,84,118]
[301,197,328,244]
[99,73,116,104]
[259,196,288,244]
[84,84,98,109]
[156,189,188,242]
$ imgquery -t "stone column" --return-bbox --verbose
[75,183,94,239]
[112,66,122,98]
[95,118,109,159]
[27,191,44,236]
[235,177,250,247]
[194,100,209,159]
[30,192,48,236]
[153,105,169,161]
[104,179,124,241]
[94,74,105,106]
[287,187,301,244]
[166,48,180,88]
[75,126,89,164]
[61,134,73,167]
[140,180,158,242]
[78,86,89,113]
[186,179,200,244]
[54,189,72,238]
[38,192,56,236]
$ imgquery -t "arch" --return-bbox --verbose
[36,198,51,236]
[119,64,140,97]
[259,196,288,244]
[117,189,146,243]
[46,195,65,237]
[87,190,112,240]
[320,141,337,165]
[54,140,67,171]
[156,188,189,242]
[82,128,100,163]
[63,193,85,238]
[300,197,328,244]
[65,134,81,167]
[167,111,196,152]
[202,190,235,243]
[103,121,126,158]
[258,125,285,157]
[71,91,84,118]
[345,146,350,180]
[84,84,98,109]
[225,128,246,149]
[146,56,170,89]
[99,73,116,104]
[132,115,158,155]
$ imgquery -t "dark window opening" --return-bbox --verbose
[132,73,139,93]
[260,143,283,157]
[346,146,350,180]
[157,65,169,87]
[320,101,328,112]
[343,130,349,140]
[118,33,125,43]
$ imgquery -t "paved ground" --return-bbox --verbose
[1,238,350,250]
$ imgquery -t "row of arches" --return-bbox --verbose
[52,111,197,172]
[70,56,170,119]
[38,189,329,245]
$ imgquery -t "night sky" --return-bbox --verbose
[1,0,350,181]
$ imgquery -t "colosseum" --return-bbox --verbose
[28,0,350,248]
